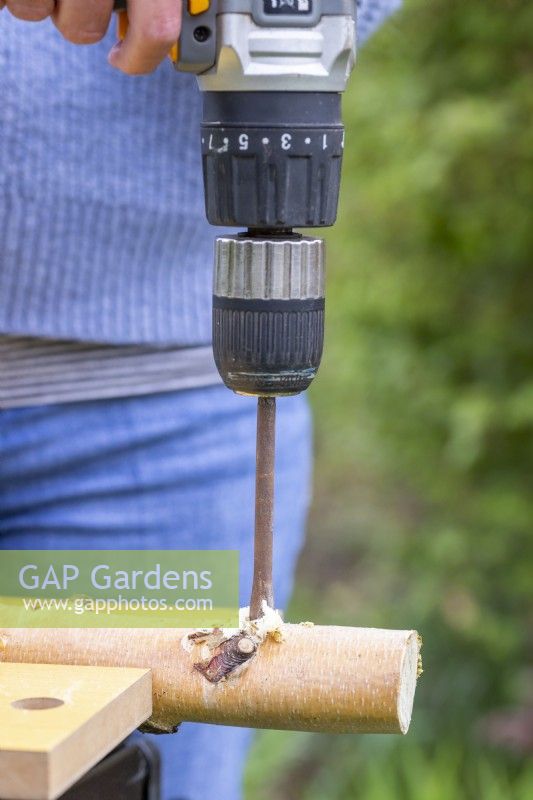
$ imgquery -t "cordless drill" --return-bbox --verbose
[115,0,357,616]
[116,0,356,396]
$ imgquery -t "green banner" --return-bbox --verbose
[0,550,239,628]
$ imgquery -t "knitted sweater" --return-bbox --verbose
[0,1,400,347]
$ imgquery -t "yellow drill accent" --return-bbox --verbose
[169,42,180,63]
[117,10,129,40]
[188,0,210,15]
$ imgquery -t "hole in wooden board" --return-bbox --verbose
[11,697,65,710]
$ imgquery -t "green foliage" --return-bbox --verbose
[246,735,533,800]
[247,0,532,795]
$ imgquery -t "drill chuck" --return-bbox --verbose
[213,234,325,396]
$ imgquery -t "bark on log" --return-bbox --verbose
[0,625,420,735]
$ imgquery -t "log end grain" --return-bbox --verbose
[397,631,421,734]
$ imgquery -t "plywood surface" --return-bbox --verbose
[0,662,152,800]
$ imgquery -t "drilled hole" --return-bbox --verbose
[12,697,64,710]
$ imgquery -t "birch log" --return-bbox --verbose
[0,625,420,735]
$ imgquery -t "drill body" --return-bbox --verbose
[178,0,356,92]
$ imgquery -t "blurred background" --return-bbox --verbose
[245,0,532,797]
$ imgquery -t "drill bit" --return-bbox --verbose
[249,396,276,620]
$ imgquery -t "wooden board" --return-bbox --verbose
[0,662,152,800]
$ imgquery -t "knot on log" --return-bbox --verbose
[193,634,258,683]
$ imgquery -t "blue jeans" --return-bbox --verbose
[0,385,312,800]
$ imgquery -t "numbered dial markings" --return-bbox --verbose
[201,129,344,154]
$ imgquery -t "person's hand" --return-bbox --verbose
[1,1,182,75]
